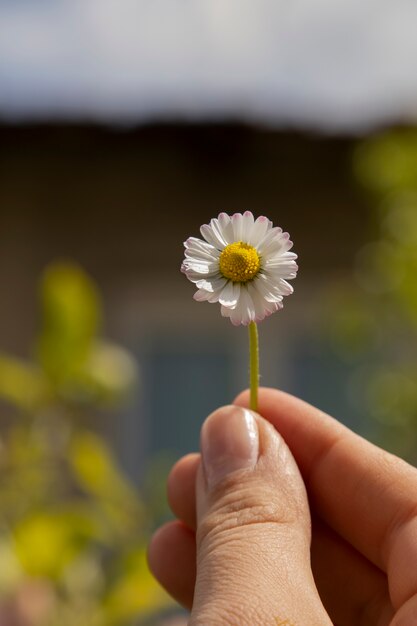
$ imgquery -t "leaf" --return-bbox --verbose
[0,354,48,411]
[83,341,138,406]
[69,433,142,512]
[68,432,146,539]
[13,512,84,579]
[105,547,172,623]
[0,536,23,592]
[36,263,101,386]
[69,432,130,497]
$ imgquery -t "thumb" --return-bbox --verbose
[190,405,331,626]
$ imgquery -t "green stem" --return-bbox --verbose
[249,321,259,412]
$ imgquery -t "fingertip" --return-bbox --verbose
[148,520,196,610]
[168,453,200,529]
[147,523,166,574]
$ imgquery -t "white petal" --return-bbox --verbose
[253,274,284,303]
[184,236,218,254]
[193,289,213,302]
[277,279,294,294]
[247,288,282,321]
[240,211,255,242]
[234,287,256,326]
[263,273,294,295]
[211,217,232,246]
[181,259,218,275]
[261,232,293,257]
[183,256,219,271]
[193,280,225,303]
[247,215,271,247]
[247,282,269,322]
[183,256,218,266]
[196,276,227,293]
[208,291,222,303]
[184,249,218,263]
[222,287,255,326]
[219,281,240,307]
[200,223,226,249]
[185,237,220,261]
[266,264,298,280]
[280,251,298,261]
[264,300,283,317]
[232,213,244,241]
[265,255,298,275]
[220,301,242,324]
[229,301,244,326]
[257,227,284,254]
[263,240,293,257]
[217,213,234,244]
[265,252,298,267]
[182,266,220,283]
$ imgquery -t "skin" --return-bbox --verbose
[148,388,417,625]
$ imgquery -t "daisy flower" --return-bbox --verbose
[181,211,298,326]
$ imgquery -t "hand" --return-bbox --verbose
[148,388,417,625]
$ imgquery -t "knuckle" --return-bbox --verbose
[197,478,306,547]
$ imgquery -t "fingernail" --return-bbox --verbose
[201,406,259,489]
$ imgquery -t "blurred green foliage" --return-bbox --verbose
[0,262,171,625]
[323,128,417,459]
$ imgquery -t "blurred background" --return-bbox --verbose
[1,1,417,624]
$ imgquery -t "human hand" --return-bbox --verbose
[148,388,417,625]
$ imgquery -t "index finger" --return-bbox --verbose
[234,388,417,608]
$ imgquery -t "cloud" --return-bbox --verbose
[0,0,417,130]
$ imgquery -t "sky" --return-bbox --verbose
[1,0,417,131]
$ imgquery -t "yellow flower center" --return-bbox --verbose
[219,242,261,283]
